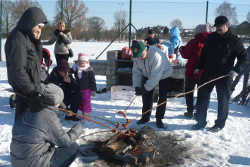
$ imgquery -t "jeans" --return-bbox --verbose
[184,77,200,114]
[64,92,83,114]
[196,77,231,128]
[50,142,79,167]
[141,76,172,120]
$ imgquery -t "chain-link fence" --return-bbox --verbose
[1,0,250,60]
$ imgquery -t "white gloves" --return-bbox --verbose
[91,91,96,96]
[228,70,238,78]
[194,69,199,78]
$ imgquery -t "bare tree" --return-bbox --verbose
[247,11,250,23]
[113,10,128,41]
[214,1,238,26]
[2,0,15,37]
[87,17,105,41]
[170,19,183,30]
[55,0,88,31]
[11,0,41,24]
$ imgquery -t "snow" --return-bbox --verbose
[0,40,250,167]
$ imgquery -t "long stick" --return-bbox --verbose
[6,89,116,131]
[123,95,137,113]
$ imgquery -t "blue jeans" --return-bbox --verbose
[196,77,231,128]
[50,142,79,167]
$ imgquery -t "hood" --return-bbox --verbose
[195,32,210,44]
[169,27,182,45]
[16,7,47,39]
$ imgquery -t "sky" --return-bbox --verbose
[31,0,250,31]
[0,40,250,166]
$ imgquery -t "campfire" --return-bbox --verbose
[99,126,156,165]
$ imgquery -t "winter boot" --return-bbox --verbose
[81,112,91,123]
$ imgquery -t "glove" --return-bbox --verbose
[135,87,142,96]
[91,91,96,96]
[194,69,200,78]
[228,70,238,78]
[140,86,147,96]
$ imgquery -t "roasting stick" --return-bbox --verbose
[124,95,137,113]
[6,89,119,132]
[130,75,231,123]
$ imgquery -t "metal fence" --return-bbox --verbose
[1,0,250,60]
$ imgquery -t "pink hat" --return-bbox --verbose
[78,53,89,62]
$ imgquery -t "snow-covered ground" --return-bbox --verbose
[0,40,250,167]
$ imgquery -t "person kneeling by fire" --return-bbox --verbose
[10,83,83,167]
[131,42,173,128]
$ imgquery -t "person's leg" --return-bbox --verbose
[184,77,198,115]
[50,142,79,167]
[193,81,214,129]
[64,92,83,114]
[155,77,172,128]
[14,94,28,122]
[243,73,249,91]
[55,54,69,64]
[214,77,231,129]
[156,77,172,120]
[79,89,92,123]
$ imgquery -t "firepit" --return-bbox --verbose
[79,126,187,166]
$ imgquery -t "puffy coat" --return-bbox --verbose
[5,7,47,95]
[163,27,182,55]
[43,29,73,55]
[10,95,83,167]
[197,28,248,81]
[71,64,97,91]
[180,32,210,79]
[145,36,159,45]
[45,67,80,100]
[132,46,173,91]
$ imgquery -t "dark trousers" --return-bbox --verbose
[64,92,83,114]
[230,71,250,94]
[55,54,69,65]
[141,76,172,120]
[196,77,231,128]
[14,94,29,122]
[184,77,200,113]
[50,142,79,167]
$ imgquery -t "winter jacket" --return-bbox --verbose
[163,27,182,55]
[180,32,210,79]
[45,67,80,100]
[10,95,83,167]
[71,64,97,91]
[5,7,47,95]
[43,29,73,55]
[132,46,173,91]
[197,28,248,81]
[145,36,159,45]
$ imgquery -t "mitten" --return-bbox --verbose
[135,87,142,96]
[194,69,200,78]
[91,91,96,96]
[228,70,238,78]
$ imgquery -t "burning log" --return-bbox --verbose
[99,126,156,165]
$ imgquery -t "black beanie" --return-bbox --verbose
[56,59,70,72]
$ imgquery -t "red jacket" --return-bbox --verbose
[180,32,210,79]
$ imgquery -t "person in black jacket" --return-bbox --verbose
[5,7,47,122]
[45,59,82,121]
[192,16,248,132]
[145,29,159,45]
[10,83,83,167]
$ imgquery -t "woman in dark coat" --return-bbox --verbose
[10,84,83,167]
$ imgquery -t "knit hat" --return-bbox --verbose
[78,53,89,62]
[213,16,228,27]
[195,24,210,34]
[131,41,146,58]
[148,29,154,34]
[37,83,64,105]
[56,59,70,72]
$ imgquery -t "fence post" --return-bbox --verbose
[206,1,209,23]
[128,0,132,48]
[61,0,63,20]
[0,1,2,61]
